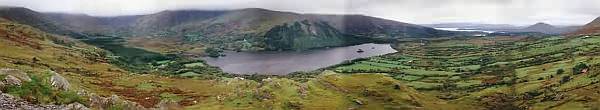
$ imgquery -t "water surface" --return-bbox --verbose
[435,27,495,33]
[202,43,397,75]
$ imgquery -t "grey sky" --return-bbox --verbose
[1,0,599,25]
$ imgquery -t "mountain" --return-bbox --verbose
[2,6,458,51]
[45,13,140,34]
[522,22,562,34]
[131,10,227,35]
[425,22,580,34]
[0,6,85,38]
[41,8,456,51]
[263,20,357,50]
[570,17,600,35]
[309,15,458,38]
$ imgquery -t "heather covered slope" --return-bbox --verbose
[570,17,600,36]
[0,7,85,38]
[44,13,140,34]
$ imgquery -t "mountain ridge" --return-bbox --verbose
[30,7,459,51]
[522,22,561,34]
[570,16,600,36]
[0,7,86,38]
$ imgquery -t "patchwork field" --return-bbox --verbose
[334,35,600,109]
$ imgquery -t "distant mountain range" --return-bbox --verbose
[521,22,581,34]
[424,22,581,34]
[422,23,519,30]
[1,6,460,51]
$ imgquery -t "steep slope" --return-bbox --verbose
[45,13,139,34]
[263,20,362,50]
[132,10,227,35]
[522,22,561,34]
[570,17,600,35]
[309,14,456,38]
[0,6,85,38]
[172,8,304,39]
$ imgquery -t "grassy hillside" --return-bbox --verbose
[334,35,600,109]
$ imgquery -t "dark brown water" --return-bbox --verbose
[202,43,397,75]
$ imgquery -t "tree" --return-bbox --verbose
[572,63,589,74]
[556,69,565,74]
[205,47,222,58]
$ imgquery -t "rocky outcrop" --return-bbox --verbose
[88,94,147,110]
[0,68,31,87]
[49,71,70,90]
[64,102,90,110]
[157,100,183,110]
[0,68,31,81]
[0,93,89,110]
[4,75,22,86]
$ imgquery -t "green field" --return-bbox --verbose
[332,35,600,109]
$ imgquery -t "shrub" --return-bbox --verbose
[7,74,53,104]
[56,91,86,104]
[560,76,571,84]
[6,72,87,105]
[205,47,222,57]
[556,69,565,74]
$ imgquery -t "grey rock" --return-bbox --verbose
[353,99,364,105]
[64,102,89,110]
[4,75,22,86]
[0,93,70,110]
[88,94,147,110]
[89,95,110,109]
[0,68,31,82]
[0,81,5,89]
[50,71,70,90]
[157,100,182,110]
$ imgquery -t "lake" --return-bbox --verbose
[202,43,397,75]
[435,28,495,33]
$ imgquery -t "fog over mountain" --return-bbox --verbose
[1,0,599,25]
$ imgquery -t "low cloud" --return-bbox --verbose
[0,0,597,25]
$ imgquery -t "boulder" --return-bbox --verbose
[0,81,5,89]
[49,71,70,90]
[64,102,90,110]
[157,100,182,110]
[4,75,22,86]
[0,68,31,82]
[89,94,147,110]
[353,99,364,105]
